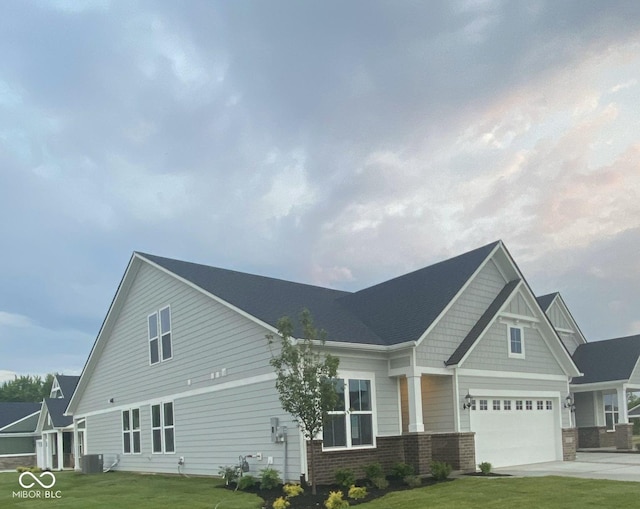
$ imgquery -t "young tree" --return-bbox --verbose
[267,309,339,494]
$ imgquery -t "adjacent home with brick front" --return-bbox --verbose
[66,240,586,483]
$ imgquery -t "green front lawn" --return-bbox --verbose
[2,471,640,509]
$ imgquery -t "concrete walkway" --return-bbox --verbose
[494,452,640,482]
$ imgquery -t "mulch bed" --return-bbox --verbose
[226,477,451,509]
[463,472,511,477]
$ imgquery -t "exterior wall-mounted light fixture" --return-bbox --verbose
[462,393,473,410]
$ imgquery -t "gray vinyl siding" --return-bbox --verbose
[76,263,276,415]
[462,321,565,375]
[389,356,410,369]
[0,436,35,455]
[421,375,454,432]
[574,392,596,427]
[335,353,401,436]
[417,259,506,368]
[85,380,301,481]
[457,374,571,430]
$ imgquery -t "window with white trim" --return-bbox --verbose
[148,306,172,364]
[546,400,553,410]
[493,400,501,411]
[526,400,533,410]
[504,400,511,410]
[537,400,544,410]
[508,325,524,358]
[604,393,619,431]
[479,399,488,410]
[151,402,175,453]
[122,409,141,454]
[323,378,373,448]
[516,400,523,410]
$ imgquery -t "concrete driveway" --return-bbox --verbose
[494,452,640,482]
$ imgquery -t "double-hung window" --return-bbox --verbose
[151,402,175,453]
[508,325,525,358]
[122,409,141,454]
[323,377,374,449]
[603,393,619,431]
[149,306,172,364]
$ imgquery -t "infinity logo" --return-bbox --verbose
[18,471,56,489]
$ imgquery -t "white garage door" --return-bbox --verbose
[470,397,560,468]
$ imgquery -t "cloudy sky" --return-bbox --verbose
[1,0,640,382]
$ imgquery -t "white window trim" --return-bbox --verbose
[603,392,619,432]
[148,306,173,365]
[322,371,377,451]
[122,408,141,455]
[151,401,176,454]
[508,325,525,359]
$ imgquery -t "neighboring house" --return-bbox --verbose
[66,240,582,482]
[0,402,41,470]
[569,335,640,449]
[35,375,80,470]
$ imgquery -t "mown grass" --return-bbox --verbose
[2,471,640,509]
[0,471,262,509]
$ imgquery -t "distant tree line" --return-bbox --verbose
[0,374,56,402]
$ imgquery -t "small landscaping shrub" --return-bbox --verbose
[259,468,281,490]
[479,461,492,475]
[334,467,356,488]
[403,475,422,488]
[325,490,349,509]
[348,485,367,500]
[363,462,384,481]
[16,466,41,473]
[430,460,452,481]
[272,496,290,509]
[283,483,304,498]
[218,465,238,486]
[237,475,256,491]
[370,476,389,490]
[390,462,414,479]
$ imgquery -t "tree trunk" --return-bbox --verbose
[309,437,317,495]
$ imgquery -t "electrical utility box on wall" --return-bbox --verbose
[271,417,279,443]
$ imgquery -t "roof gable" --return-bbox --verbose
[572,334,640,384]
[54,375,80,399]
[0,402,41,431]
[339,241,501,345]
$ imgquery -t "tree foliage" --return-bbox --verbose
[267,309,339,494]
[0,374,56,402]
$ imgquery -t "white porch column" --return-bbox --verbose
[73,422,81,471]
[56,431,64,470]
[617,385,629,424]
[407,375,425,433]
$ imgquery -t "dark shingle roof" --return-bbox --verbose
[139,241,499,346]
[446,279,521,366]
[44,398,73,428]
[0,402,41,430]
[55,375,80,399]
[571,334,640,384]
[536,293,558,312]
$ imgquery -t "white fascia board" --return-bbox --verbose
[73,372,277,420]
[570,380,628,392]
[458,368,568,382]
[66,253,141,415]
[0,432,38,438]
[311,338,416,354]
[139,254,281,337]
[0,410,41,432]
[414,242,503,348]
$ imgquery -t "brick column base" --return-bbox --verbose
[562,428,577,460]
[403,433,432,475]
[577,426,615,448]
[431,432,476,471]
[615,423,633,450]
[0,455,36,471]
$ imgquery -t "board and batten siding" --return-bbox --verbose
[75,263,277,416]
[462,320,565,376]
[545,301,583,355]
[457,374,571,430]
[417,259,506,368]
[333,352,401,436]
